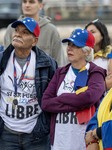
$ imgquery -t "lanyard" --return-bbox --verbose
[13,53,31,95]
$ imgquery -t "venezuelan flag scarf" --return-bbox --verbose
[74,66,88,91]
[97,88,112,150]
[94,45,112,59]
[72,64,95,124]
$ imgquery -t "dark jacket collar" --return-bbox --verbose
[32,46,53,68]
[0,44,52,75]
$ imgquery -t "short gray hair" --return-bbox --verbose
[82,46,94,62]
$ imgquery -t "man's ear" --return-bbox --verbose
[32,37,38,47]
[39,2,43,10]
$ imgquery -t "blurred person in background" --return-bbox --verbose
[85,19,112,90]
[41,28,106,150]
[0,17,57,150]
[4,0,65,67]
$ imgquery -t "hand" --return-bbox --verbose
[105,75,112,90]
[106,74,112,79]
[92,129,99,140]
[85,130,95,144]
[108,59,112,75]
[105,59,112,90]
[86,143,99,150]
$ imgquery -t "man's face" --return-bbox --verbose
[22,0,42,17]
[12,24,37,50]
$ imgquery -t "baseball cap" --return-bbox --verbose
[62,28,95,48]
[11,17,40,37]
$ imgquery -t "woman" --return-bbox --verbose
[42,28,106,150]
[85,19,112,90]
[84,19,112,150]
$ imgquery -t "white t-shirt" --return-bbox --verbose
[51,65,90,150]
[0,50,42,133]
[93,57,108,70]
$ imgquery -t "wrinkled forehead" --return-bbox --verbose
[14,24,27,30]
[14,24,35,36]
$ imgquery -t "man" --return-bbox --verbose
[0,17,57,150]
[4,0,66,66]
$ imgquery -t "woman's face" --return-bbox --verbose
[67,42,86,64]
[86,24,103,50]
